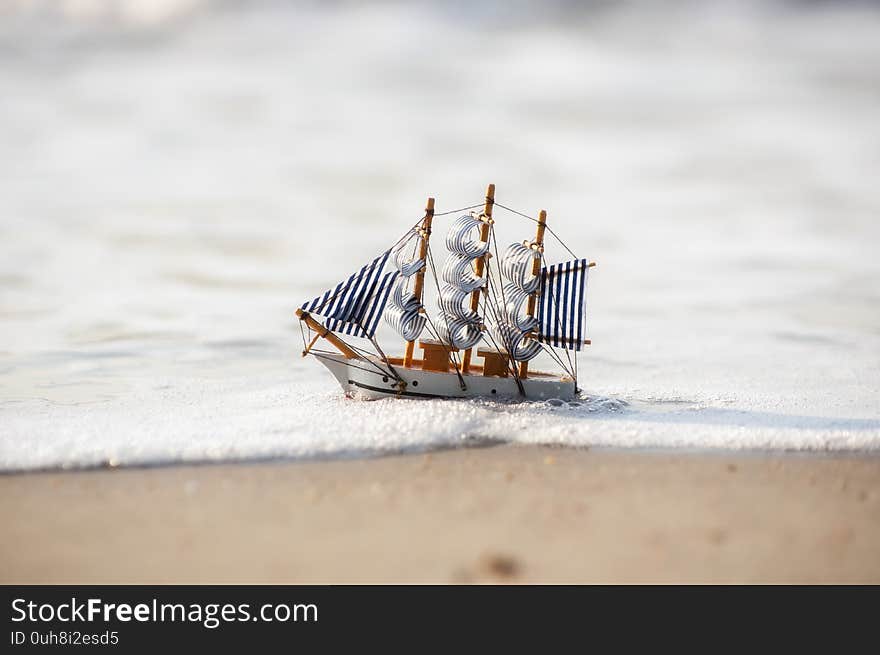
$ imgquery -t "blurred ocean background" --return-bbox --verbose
[1,0,879,470]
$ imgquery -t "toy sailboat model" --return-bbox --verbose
[295,184,595,401]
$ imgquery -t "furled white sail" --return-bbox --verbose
[441,254,485,292]
[383,277,426,342]
[483,242,544,362]
[436,317,483,351]
[485,319,543,362]
[500,243,541,294]
[383,227,428,341]
[435,212,488,350]
[438,284,481,323]
[446,214,490,257]
[390,228,426,277]
[498,282,538,332]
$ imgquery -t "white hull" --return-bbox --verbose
[312,352,577,401]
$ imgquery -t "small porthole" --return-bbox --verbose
[491,389,497,394]
[412,380,419,387]
[382,376,389,382]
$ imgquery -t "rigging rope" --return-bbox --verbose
[432,203,485,217]
[311,351,399,379]
[299,318,309,352]
[493,202,580,261]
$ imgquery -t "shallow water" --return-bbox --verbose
[1,0,879,470]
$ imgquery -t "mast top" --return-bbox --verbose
[484,184,495,212]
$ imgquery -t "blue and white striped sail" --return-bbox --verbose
[300,251,399,339]
[536,259,590,351]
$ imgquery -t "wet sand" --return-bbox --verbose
[1,446,878,584]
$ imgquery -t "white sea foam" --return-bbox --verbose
[2,373,878,471]
[1,1,879,470]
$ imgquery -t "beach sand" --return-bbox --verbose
[1,446,878,584]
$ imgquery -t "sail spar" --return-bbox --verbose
[536,259,590,351]
[300,251,399,339]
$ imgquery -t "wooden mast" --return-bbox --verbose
[462,183,495,373]
[518,209,547,379]
[403,197,434,367]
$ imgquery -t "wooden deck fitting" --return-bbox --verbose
[418,339,459,373]
[477,348,511,378]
